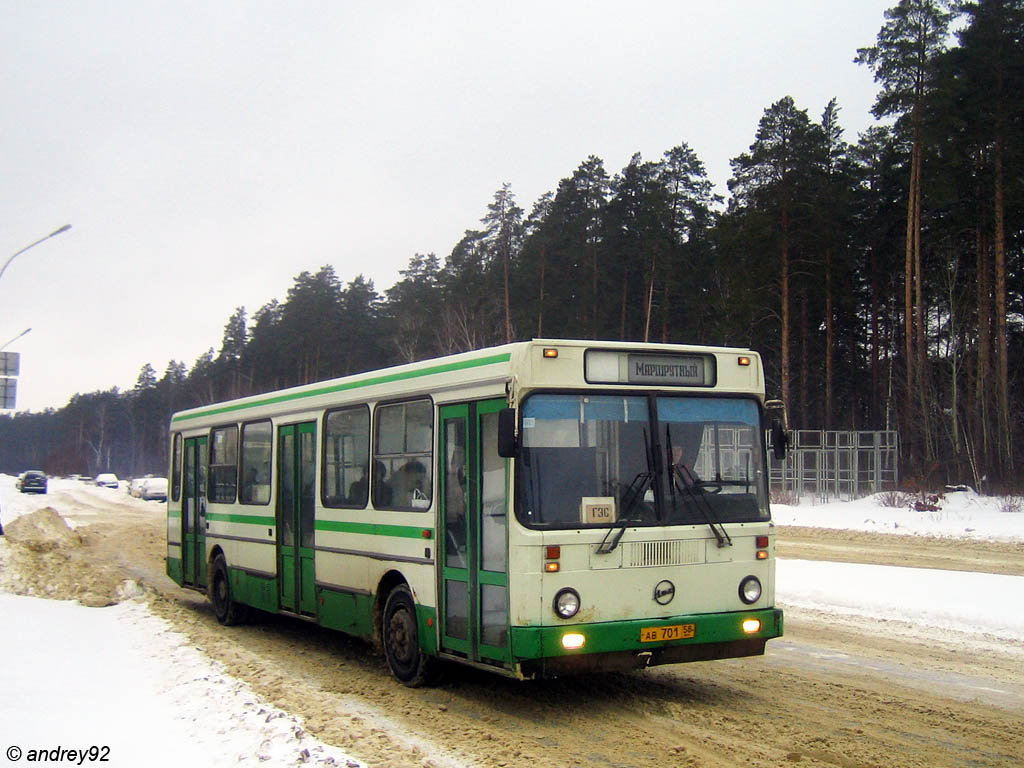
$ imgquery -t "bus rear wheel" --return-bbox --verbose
[382,584,438,687]
[209,554,249,626]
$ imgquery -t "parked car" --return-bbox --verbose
[95,473,119,488]
[128,478,148,497]
[19,470,48,494]
[140,477,168,502]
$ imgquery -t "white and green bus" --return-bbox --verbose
[166,339,784,684]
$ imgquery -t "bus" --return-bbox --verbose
[166,339,785,685]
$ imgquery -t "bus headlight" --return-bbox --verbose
[553,588,581,619]
[738,576,762,605]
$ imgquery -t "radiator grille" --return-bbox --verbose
[624,539,704,568]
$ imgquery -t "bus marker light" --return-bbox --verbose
[738,356,751,366]
[546,545,560,559]
[756,550,769,560]
[422,529,432,539]
[545,561,560,572]
[561,633,585,650]
[755,536,769,548]
[543,348,559,358]
[742,619,761,634]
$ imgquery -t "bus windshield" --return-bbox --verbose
[516,393,769,529]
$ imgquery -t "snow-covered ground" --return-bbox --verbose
[0,593,364,768]
[773,489,1024,644]
[771,487,1024,541]
[1,477,1023,766]
[0,477,365,768]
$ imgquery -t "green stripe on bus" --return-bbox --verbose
[315,520,433,539]
[171,352,512,423]
[206,512,276,526]
[167,509,181,518]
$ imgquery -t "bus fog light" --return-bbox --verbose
[739,576,762,604]
[742,618,762,634]
[561,632,585,650]
[553,588,581,619]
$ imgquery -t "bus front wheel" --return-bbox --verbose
[382,584,438,687]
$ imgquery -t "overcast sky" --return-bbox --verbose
[1,1,895,414]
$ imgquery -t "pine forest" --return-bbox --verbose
[2,0,1022,492]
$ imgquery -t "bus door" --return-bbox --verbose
[182,435,208,589]
[278,422,318,616]
[439,399,510,665]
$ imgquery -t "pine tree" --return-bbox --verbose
[481,183,524,343]
[856,0,954,470]
[729,96,824,414]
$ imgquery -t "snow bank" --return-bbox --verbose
[777,559,1024,644]
[772,488,1024,541]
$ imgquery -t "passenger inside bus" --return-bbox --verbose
[392,459,428,507]
[347,463,370,505]
[372,460,393,506]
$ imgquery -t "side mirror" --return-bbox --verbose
[764,399,790,461]
[497,407,517,458]
[770,420,789,461]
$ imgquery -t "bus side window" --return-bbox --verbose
[373,399,432,511]
[209,425,238,503]
[240,420,272,505]
[322,406,370,509]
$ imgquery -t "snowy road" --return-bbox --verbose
[2,477,1023,767]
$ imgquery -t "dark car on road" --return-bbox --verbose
[19,470,48,494]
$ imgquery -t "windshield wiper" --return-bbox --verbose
[597,469,652,554]
[669,463,731,547]
[666,424,732,548]
[597,427,654,555]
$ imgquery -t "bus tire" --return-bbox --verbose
[209,554,248,626]
[382,584,438,687]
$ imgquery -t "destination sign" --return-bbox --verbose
[585,350,714,387]
[627,354,708,385]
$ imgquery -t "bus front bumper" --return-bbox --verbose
[511,607,783,679]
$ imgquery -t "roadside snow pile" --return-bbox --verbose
[772,488,1024,541]
[0,501,137,608]
[3,506,82,550]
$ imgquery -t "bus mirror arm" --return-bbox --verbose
[498,407,517,458]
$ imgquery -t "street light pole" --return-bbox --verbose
[0,327,31,354]
[0,224,72,284]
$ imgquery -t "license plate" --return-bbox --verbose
[640,623,695,643]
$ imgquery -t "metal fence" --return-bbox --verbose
[769,430,900,501]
